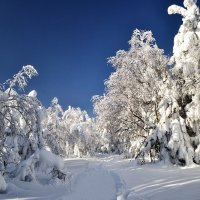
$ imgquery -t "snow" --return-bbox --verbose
[16,152,39,182]
[38,149,65,171]
[63,165,117,200]
[2,155,200,200]
[168,0,200,80]
[0,174,7,193]
[28,90,37,98]
[2,1,200,200]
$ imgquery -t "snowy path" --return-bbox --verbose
[2,155,200,200]
[59,158,125,200]
[98,155,200,200]
[60,156,200,200]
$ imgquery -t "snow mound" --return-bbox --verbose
[28,90,37,98]
[39,149,65,171]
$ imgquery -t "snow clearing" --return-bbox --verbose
[2,155,200,200]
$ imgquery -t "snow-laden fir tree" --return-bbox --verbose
[138,0,200,166]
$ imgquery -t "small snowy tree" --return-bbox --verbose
[5,65,38,92]
[44,97,65,156]
[0,66,57,180]
[62,106,98,157]
[43,102,98,158]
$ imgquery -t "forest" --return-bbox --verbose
[1,0,200,199]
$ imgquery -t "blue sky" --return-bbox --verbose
[0,0,195,115]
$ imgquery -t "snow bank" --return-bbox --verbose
[15,149,65,182]
[38,149,64,171]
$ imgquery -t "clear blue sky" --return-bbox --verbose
[0,0,195,115]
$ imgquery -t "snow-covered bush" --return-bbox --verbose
[38,149,69,182]
[15,148,67,183]
[38,149,64,172]
[16,152,39,182]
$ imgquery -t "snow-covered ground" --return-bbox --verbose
[2,155,200,200]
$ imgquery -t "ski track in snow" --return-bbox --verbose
[2,155,200,200]
[60,159,127,200]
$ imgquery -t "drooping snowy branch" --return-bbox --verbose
[5,65,38,91]
[168,5,187,17]
[168,0,200,82]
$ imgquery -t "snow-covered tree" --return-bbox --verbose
[43,102,99,158]
[93,0,200,166]
[93,30,168,157]
[44,97,65,156]
[137,0,200,166]
[0,66,67,184]
[0,66,44,173]
[62,106,99,157]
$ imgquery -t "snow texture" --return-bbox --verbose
[2,155,200,200]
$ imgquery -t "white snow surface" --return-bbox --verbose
[2,155,200,200]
